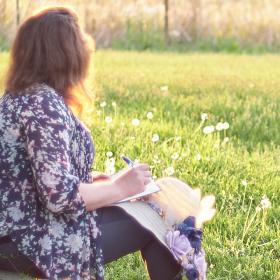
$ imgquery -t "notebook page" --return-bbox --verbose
[116,180,161,203]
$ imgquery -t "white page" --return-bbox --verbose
[115,180,161,203]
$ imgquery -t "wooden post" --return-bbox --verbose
[16,0,20,27]
[164,0,169,45]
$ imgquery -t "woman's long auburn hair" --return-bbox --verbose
[5,6,94,116]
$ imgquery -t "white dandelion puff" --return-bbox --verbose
[171,152,180,160]
[153,155,161,163]
[112,101,117,107]
[222,122,230,130]
[216,122,224,131]
[132,118,140,126]
[105,116,112,124]
[165,166,175,176]
[241,179,248,187]
[201,113,208,121]
[260,195,271,209]
[100,101,107,108]
[147,112,154,119]
[106,151,113,158]
[203,125,215,134]
[223,137,229,143]
[105,158,115,175]
[152,134,160,142]
[195,153,202,161]
[160,85,168,92]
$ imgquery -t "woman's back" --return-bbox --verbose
[0,83,104,280]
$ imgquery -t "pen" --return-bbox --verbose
[121,155,135,167]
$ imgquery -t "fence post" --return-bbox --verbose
[164,0,170,45]
[16,0,20,27]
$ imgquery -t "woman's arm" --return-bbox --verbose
[79,180,122,211]
[79,164,152,211]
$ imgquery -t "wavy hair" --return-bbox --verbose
[5,6,94,116]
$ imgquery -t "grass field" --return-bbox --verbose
[0,51,279,280]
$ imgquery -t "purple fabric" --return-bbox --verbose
[0,83,104,279]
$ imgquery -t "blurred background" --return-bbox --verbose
[1,0,280,53]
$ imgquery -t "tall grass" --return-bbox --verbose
[0,51,279,279]
[90,50,280,279]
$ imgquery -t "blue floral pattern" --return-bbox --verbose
[0,83,104,279]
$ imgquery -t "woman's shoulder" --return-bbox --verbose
[11,83,75,128]
[21,83,70,114]
[18,83,66,107]
[3,83,66,110]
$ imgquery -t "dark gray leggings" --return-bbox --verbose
[0,206,182,280]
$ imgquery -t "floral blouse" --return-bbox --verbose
[0,83,104,279]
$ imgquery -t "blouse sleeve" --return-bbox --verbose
[20,90,87,215]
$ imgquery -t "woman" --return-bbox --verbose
[0,7,182,280]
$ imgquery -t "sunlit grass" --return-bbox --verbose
[0,50,279,279]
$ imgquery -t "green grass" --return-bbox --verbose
[0,51,279,279]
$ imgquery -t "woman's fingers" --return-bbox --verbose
[143,170,152,177]
[143,178,152,185]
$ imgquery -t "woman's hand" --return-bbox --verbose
[79,164,152,211]
[111,163,152,198]
[91,171,111,182]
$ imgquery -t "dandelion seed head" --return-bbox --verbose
[222,122,230,130]
[216,122,224,131]
[223,137,229,143]
[105,157,115,175]
[165,166,175,176]
[147,112,154,119]
[152,134,160,142]
[241,179,248,187]
[195,153,202,161]
[160,85,168,92]
[100,101,107,108]
[132,118,140,126]
[171,152,180,160]
[203,125,215,134]
[175,136,181,141]
[260,195,271,209]
[105,116,112,124]
[96,110,101,116]
[106,151,113,158]
[201,113,208,121]
[153,155,161,163]
[112,101,117,107]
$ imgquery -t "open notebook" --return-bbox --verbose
[115,179,161,203]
